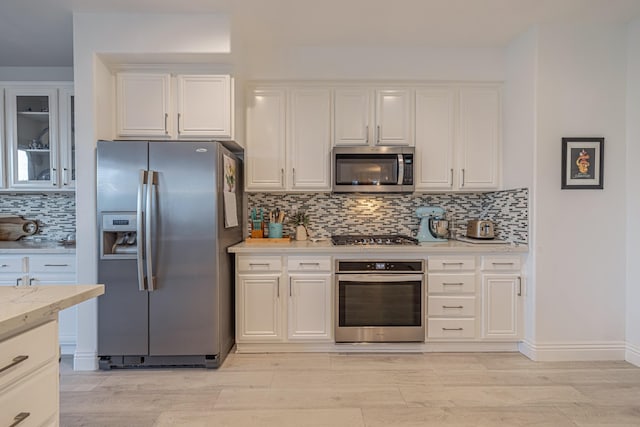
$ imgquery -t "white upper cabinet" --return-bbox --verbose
[116,73,171,137]
[245,87,287,190]
[334,89,370,146]
[245,85,332,192]
[376,89,412,146]
[414,88,456,190]
[4,84,74,191]
[457,87,501,190]
[176,74,232,138]
[334,87,412,146]
[288,88,332,190]
[414,85,501,192]
[116,72,233,140]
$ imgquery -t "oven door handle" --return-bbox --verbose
[337,274,424,282]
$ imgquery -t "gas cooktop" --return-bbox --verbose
[331,234,419,246]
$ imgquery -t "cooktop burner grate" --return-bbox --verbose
[331,234,419,246]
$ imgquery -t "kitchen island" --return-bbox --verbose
[0,284,104,427]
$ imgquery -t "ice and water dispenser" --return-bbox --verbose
[100,212,138,259]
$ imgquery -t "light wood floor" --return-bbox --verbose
[60,351,640,426]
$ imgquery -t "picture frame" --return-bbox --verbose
[561,137,604,189]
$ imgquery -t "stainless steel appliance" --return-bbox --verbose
[416,206,449,242]
[466,219,495,239]
[331,234,418,246]
[335,259,425,342]
[332,146,414,193]
[96,140,243,369]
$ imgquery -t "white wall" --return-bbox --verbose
[504,28,537,347]
[0,66,73,81]
[72,12,231,370]
[626,19,640,366]
[531,23,627,360]
[242,46,505,81]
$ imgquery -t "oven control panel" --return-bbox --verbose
[336,260,424,273]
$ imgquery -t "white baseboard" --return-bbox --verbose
[626,343,640,367]
[73,351,99,371]
[59,336,76,355]
[235,341,519,354]
[519,339,626,361]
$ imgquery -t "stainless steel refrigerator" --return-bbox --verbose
[96,140,243,369]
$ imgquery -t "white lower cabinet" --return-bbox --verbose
[426,256,477,340]
[237,274,283,341]
[236,255,332,344]
[0,321,59,427]
[288,273,332,341]
[481,256,523,340]
[0,253,77,354]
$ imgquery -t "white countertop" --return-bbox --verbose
[0,284,104,339]
[228,238,528,254]
[0,240,75,254]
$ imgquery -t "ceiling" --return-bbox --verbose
[1,0,640,67]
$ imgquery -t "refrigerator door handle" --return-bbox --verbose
[146,170,157,291]
[136,169,148,291]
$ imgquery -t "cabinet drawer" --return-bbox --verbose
[428,273,475,293]
[428,296,475,316]
[428,319,476,338]
[0,362,57,427]
[428,256,475,271]
[0,257,25,274]
[238,256,282,273]
[29,256,76,273]
[0,321,57,390]
[287,256,331,272]
[481,256,521,271]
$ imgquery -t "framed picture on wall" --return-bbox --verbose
[561,137,604,189]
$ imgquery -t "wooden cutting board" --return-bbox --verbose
[0,215,39,241]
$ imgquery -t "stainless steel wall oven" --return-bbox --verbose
[335,260,425,342]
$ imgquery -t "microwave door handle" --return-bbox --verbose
[136,170,147,291]
[397,154,404,185]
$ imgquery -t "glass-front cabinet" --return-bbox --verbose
[4,84,74,190]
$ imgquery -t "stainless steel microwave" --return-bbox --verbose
[332,146,415,193]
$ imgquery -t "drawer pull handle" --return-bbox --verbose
[442,305,464,309]
[10,412,30,427]
[492,262,515,266]
[443,262,463,266]
[1,264,8,267]
[299,262,320,266]
[44,264,70,267]
[29,278,35,286]
[442,282,463,286]
[442,327,464,331]
[249,263,270,267]
[0,355,29,373]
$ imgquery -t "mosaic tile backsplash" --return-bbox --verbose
[247,188,528,244]
[0,193,76,242]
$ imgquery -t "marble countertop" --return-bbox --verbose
[228,238,528,254]
[0,284,104,339]
[0,240,76,254]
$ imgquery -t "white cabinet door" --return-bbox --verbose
[5,87,60,189]
[289,88,332,190]
[245,88,287,191]
[116,73,171,137]
[237,274,283,341]
[288,273,332,341]
[58,86,75,188]
[375,89,411,146]
[176,75,232,138]
[334,88,371,146]
[482,274,521,339]
[414,88,455,190]
[458,87,501,190]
